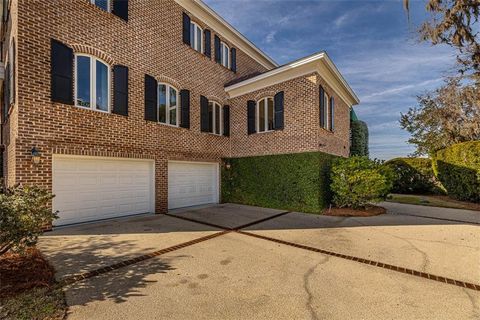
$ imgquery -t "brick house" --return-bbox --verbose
[0,0,359,226]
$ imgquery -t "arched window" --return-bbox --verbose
[208,100,223,135]
[257,97,274,132]
[190,21,203,53]
[158,83,179,126]
[220,41,230,68]
[75,54,111,112]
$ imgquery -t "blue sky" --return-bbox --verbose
[204,0,457,160]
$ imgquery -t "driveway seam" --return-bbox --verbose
[391,212,480,225]
[236,230,480,292]
[56,230,230,287]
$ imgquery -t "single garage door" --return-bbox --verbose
[168,161,219,209]
[52,155,155,226]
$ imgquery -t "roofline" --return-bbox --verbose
[225,52,360,106]
[175,0,278,70]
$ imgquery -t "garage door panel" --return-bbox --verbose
[168,162,218,210]
[53,156,154,226]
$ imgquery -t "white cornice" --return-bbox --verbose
[174,0,278,70]
[225,52,360,107]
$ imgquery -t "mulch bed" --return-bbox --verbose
[0,247,56,299]
[323,205,386,217]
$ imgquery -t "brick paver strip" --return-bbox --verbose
[237,230,480,292]
[57,230,230,287]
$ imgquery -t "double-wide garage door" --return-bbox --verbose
[52,156,219,226]
[52,156,155,226]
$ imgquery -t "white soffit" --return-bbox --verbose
[174,0,278,70]
[225,52,360,106]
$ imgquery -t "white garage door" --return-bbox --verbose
[168,161,219,209]
[52,155,154,226]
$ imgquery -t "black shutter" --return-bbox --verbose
[113,65,128,116]
[214,35,221,63]
[223,105,230,136]
[182,13,191,45]
[180,89,190,129]
[2,64,8,122]
[274,91,284,130]
[330,96,335,131]
[200,95,209,132]
[112,0,128,21]
[204,29,211,58]
[51,39,73,105]
[144,74,157,122]
[319,86,325,128]
[10,39,15,105]
[230,48,236,72]
[247,100,256,135]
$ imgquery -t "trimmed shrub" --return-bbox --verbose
[350,120,369,157]
[385,157,444,195]
[434,141,480,202]
[331,157,393,209]
[221,152,338,213]
[0,185,58,256]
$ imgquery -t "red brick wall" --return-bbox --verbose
[229,73,351,158]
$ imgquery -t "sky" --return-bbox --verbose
[203,0,457,160]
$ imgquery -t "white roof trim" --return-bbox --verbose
[174,0,278,70]
[225,52,360,106]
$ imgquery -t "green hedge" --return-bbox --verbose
[385,157,444,195]
[221,152,338,213]
[435,141,480,202]
[350,120,369,157]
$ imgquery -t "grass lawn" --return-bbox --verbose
[0,248,66,320]
[387,194,480,211]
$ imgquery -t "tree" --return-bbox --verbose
[404,0,480,80]
[400,78,480,156]
[0,185,58,256]
[350,120,369,157]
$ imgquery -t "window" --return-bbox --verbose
[257,97,274,133]
[75,55,111,112]
[321,92,329,130]
[208,101,222,135]
[158,83,179,126]
[91,0,110,12]
[220,42,230,68]
[190,21,203,53]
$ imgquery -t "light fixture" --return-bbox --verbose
[31,147,41,165]
[225,162,231,170]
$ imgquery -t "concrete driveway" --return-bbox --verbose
[39,203,480,319]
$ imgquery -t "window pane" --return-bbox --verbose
[267,98,274,130]
[169,87,177,125]
[259,99,265,132]
[208,102,214,133]
[196,27,202,52]
[158,85,166,123]
[190,23,195,48]
[94,0,109,11]
[224,47,229,67]
[96,61,109,111]
[76,56,91,108]
[215,104,220,134]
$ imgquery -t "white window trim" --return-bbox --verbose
[209,101,223,135]
[220,41,230,68]
[256,97,274,133]
[158,83,179,127]
[190,21,204,53]
[91,0,111,12]
[74,54,111,114]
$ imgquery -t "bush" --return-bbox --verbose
[331,157,393,209]
[0,185,58,256]
[434,141,480,202]
[222,152,338,213]
[350,120,369,157]
[385,157,444,194]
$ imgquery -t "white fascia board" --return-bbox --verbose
[225,53,360,106]
[175,0,278,70]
